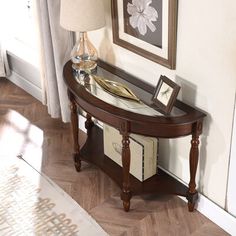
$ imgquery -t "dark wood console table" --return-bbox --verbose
[63,60,206,212]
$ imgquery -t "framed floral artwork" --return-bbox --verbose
[111,0,178,69]
[152,75,180,114]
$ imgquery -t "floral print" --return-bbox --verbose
[127,0,158,35]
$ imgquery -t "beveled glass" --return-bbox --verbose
[73,68,184,117]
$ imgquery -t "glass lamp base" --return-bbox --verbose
[70,32,99,84]
[72,60,97,85]
[72,60,97,73]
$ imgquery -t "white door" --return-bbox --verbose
[0,0,41,101]
[227,97,236,217]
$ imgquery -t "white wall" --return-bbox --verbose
[88,0,236,209]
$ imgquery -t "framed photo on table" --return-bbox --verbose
[111,0,178,69]
[152,75,180,114]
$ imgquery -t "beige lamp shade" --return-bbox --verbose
[60,0,105,32]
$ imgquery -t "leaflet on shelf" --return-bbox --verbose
[103,124,158,181]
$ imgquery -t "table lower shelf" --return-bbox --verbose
[79,125,189,197]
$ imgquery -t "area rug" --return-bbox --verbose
[0,156,108,235]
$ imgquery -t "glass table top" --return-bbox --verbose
[73,67,185,117]
[85,76,163,116]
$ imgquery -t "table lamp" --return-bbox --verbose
[60,0,105,74]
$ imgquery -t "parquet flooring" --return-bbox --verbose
[0,77,229,235]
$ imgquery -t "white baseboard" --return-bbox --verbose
[159,166,236,235]
[78,118,236,235]
[79,115,87,133]
[197,194,236,235]
[178,194,236,235]
[7,71,42,102]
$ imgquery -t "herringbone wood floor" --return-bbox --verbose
[0,78,229,235]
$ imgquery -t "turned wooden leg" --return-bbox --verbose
[69,92,81,172]
[85,113,94,130]
[120,133,132,212]
[187,135,199,211]
[187,122,202,211]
